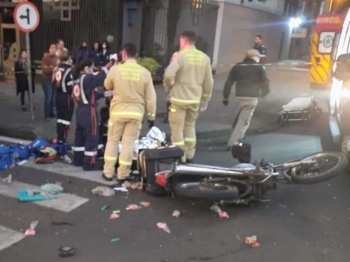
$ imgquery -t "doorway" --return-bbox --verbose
[1,23,20,81]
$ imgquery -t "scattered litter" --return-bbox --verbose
[327,184,331,187]
[290,212,294,216]
[245,235,260,248]
[126,204,142,210]
[113,186,128,192]
[210,204,229,218]
[58,246,75,257]
[157,222,171,234]
[2,174,12,184]
[140,201,151,207]
[62,155,73,164]
[279,203,287,208]
[112,210,121,214]
[235,233,242,242]
[109,214,120,220]
[18,189,57,202]
[122,181,132,188]
[130,182,142,190]
[51,222,73,226]
[92,186,115,197]
[111,238,120,242]
[172,210,181,218]
[40,183,64,195]
[25,220,38,236]
[101,205,109,211]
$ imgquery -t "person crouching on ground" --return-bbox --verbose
[222,49,270,150]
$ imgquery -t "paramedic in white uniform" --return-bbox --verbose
[222,49,270,150]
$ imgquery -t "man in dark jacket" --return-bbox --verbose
[222,49,270,149]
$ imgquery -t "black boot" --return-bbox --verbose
[102,173,113,182]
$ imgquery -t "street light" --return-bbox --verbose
[289,17,302,29]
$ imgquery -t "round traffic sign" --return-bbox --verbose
[13,2,40,33]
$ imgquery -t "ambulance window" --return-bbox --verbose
[332,33,340,60]
[318,31,336,54]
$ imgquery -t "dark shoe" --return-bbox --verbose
[110,177,132,188]
[21,105,27,111]
[102,173,113,182]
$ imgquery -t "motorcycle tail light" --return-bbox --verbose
[155,171,167,186]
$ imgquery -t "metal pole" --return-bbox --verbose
[25,32,34,121]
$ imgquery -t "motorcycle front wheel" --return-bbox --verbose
[174,181,239,201]
[286,152,348,185]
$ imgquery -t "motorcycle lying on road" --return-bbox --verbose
[136,131,348,203]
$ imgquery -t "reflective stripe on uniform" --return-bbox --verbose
[61,68,72,93]
[185,137,196,143]
[170,97,200,104]
[148,112,156,117]
[202,93,211,99]
[72,147,85,151]
[84,151,97,156]
[111,111,143,118]
[105,155,117,161]
[57,119,71,125]
[173,141,185,146]
[98,144,104,149]
[119,159,132,166]
[67,80,74,87]
[80,75,89,104]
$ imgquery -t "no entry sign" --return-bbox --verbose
[14,2,40,33]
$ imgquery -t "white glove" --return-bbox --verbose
[104,90,114,97]
[199,101,208,112]
[110,53,118,61]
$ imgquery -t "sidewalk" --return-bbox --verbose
[0,65,327,145]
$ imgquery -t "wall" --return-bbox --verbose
[174,1,219,61]
[222,0,285,15]
[214,1,291,73]
[122,0,143,52]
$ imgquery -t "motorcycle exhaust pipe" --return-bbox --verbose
[172,163,266,177]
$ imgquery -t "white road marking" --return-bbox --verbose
[23,161,117,185]
[0,226,25,251]
[0,181,89,213]
[0,136,31,144]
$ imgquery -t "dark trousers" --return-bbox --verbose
[42,78,55,118]
[73,106,100,170]
[56,92,74,142]
[19,91,28,106]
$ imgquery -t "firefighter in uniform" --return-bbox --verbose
[53,50,74,143]
[102,43,157,183]
[163,31,213,163]
[72,55,117,171]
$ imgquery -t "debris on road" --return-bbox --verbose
[25,220,38,236]
[40,183,64,195]
[51,222,73,226]
[100,205,109,211]
[58,246,75,257]
[113,186,128,192]
[111,238,120,242]
[210,204,229,218]
[109,214,120,220]
[172,210,181,218]
[245,235,260,248]
[2,174,12,184]
[126,204,142,210]
[157,222,171,234]
[92,186,115,197]
[140,201,151,207]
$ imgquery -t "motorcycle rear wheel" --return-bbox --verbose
[287,152,348,184]
[174,181,239,201]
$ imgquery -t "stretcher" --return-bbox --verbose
[281,94,321,123]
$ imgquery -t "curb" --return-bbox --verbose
[0,121,282,144]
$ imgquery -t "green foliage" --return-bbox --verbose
[137,57,160,76]
[142,43,165,64]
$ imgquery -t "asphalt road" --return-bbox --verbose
[1,114,350,262]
